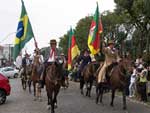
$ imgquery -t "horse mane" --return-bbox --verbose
[46,63,62,81]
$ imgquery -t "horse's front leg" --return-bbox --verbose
[96,83,100,104]
[28,80,32,93]
[110,88,115,107]
[53,86,60,108]
[37,83,42,101]
[46,92,51,110]
[33,82,37,101]
[88,79,93,97]
[85,82,89,96]
[51,93,55,113]
[122,88,127,110]
[80,77,84,95]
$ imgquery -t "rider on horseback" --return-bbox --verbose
[21,53,30,79]
[32,48,44,76]
[98,40,120,83]
[40,39,59,88]
[77,49,92,89]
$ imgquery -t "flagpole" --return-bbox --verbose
[33,37,38,48]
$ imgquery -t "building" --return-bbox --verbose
[0,44,13,67]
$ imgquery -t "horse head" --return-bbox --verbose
[119,57,133,76]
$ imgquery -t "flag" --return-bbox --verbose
[13,0,34,60]
[88,3,103,55]
[68,28,80,70]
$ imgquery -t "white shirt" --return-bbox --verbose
[15,55,22,69]
[130,69,137,83]
[48,49,55,62]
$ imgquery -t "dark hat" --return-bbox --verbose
[83,48,90,53]
[34,48,40,52]
[24,53,30,57]
[49,39,57,44]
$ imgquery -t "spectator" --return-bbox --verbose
[139,63,148,102]
[129,65,137,97]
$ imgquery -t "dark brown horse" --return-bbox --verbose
[96,58,132,110]
[80,62,96,97]
[31,55,43,101]
[45,61,65,113]
[26,63,32,93]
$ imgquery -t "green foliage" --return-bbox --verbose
[59,33,69,55]
[59,0,149,62]
[74,16,93,50]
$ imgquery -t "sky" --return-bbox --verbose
[0,0,115,54]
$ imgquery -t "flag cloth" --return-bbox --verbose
[88,3,103,55]
[13,0,34,60]
[68,28,80,70]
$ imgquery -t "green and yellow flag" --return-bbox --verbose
[13,0,34,60]
[88,3,103,55]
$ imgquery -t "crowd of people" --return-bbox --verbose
[128,56,150,102]
[69,40,150,103]
[14,39,150,103]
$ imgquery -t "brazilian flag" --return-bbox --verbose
[13,0,34,60]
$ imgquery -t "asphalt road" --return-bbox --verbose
[0,78,150,113]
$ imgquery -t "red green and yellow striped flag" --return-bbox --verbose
[68,28,80,70]
[88,3,103,55]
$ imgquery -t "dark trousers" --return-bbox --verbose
[139,82,147,102]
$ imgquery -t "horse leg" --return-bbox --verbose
[46,92,51,110]
[33,82,37,101]
[88,78,93,97]
[99,84,104,103]
[51,92,55,113]
[33,82,35,96]
[110,89,115,107]
[96,83,100,104]
[80,79,84,95]
[85,82,88,96]
[122,88,127,110]
[28,80,32,93]
[53,88,60,108]
[37,83,42,101]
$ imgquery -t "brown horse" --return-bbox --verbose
[45,61,65,113]
[80,62,97,97]
[96,58,132,110]
[31,55,43,101]
[26,63,32,93]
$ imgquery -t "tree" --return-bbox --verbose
[114,0,150,56]
[74,16,93,50]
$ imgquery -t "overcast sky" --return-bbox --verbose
[0,0,115,54]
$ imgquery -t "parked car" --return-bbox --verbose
[0,67,19,78]
[0,73,11,105]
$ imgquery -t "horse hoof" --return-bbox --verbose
[38,98,42,102]
[33,97,37,101]
[81,91,84,95]
[123,106,126,110]
[54,105,57,108]
[110,103,113,107]
[47,105,51,110]
[96,100,98,104]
